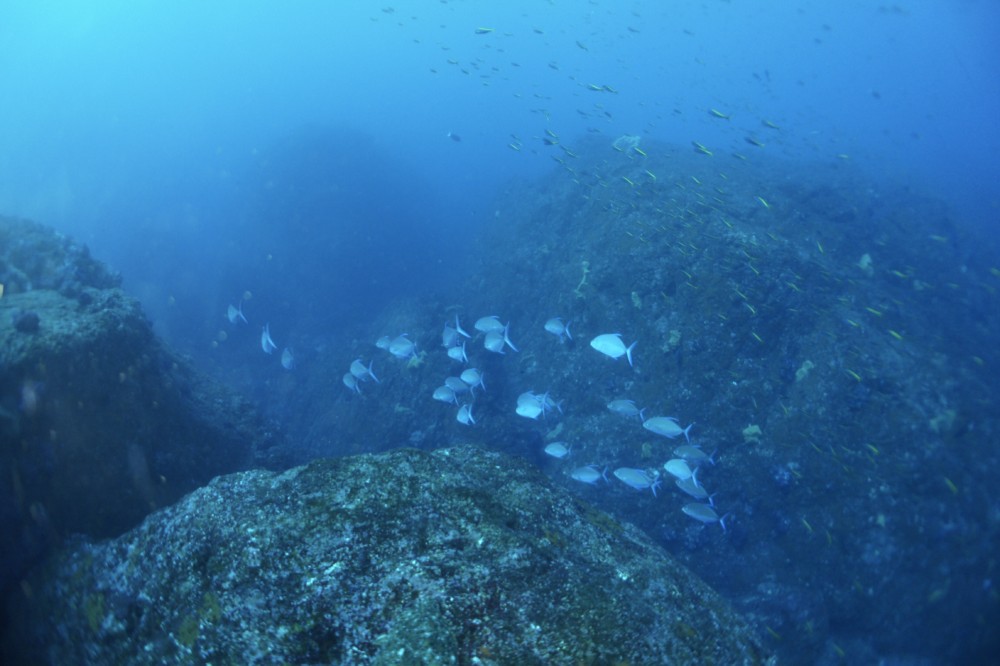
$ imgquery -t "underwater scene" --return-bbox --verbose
[1,2,998,664]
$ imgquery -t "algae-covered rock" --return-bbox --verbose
[0,216,281,600]
[2,445,771,665]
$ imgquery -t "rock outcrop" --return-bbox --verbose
[3,445,770,665]
[0,216,281,605]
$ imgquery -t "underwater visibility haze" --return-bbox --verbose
[1,1,999,664]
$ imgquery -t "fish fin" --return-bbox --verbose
[503,324,519,352]
[684,422,695,443]
[720,512,733,532]
[368,361,379,384]
[626,340,637,367]
[456,314,470,338]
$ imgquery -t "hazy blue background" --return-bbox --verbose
[1,0,997,352]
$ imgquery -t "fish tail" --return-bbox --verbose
[626,340,637,367]
[504,325,519,352]
[456,314,470,338]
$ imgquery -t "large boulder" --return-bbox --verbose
[3,445,770,665]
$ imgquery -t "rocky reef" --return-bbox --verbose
[0,216,282,609]
[268,139,1000,663]
[3,445,770,665]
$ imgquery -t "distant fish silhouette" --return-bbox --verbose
[227,301,247,324]
[446,131,462,142]
[261,323,277,354]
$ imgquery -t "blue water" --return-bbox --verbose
[2,1,999,663]
[1,0,997,345]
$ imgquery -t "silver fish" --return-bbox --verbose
[544,317,572,341]
[388,334,416,360]
[350,358,379,383]
[607,399,643,419]
[484,324,518,354]
[642,417,694,443]
[515,391,544,419]
[342,373,361,394]
[474,315,505,333]
[613,468,661,496]
[281,347,295,370]
[460,368,485,393]
[447,342,468,363]
[570,465,607,485]
[663,458,693,480]
[442,314,471,348]
[544,442,571,459]
[261,323,277,354]
[589,333,636,367]
[456,403,476,425]
[375,335,392,350]
[674,445,714,465]
[432,385,457,404]
[675,469,709,499]
[681,502,728,531]
[445,377,470,393]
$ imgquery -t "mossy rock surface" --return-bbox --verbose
[3,445,770,665]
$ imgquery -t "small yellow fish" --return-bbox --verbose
[762,119,780,130]
[474,27,494,34]
[691,141,713,156]
[745,136,765,147]
[709,108,730,120]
